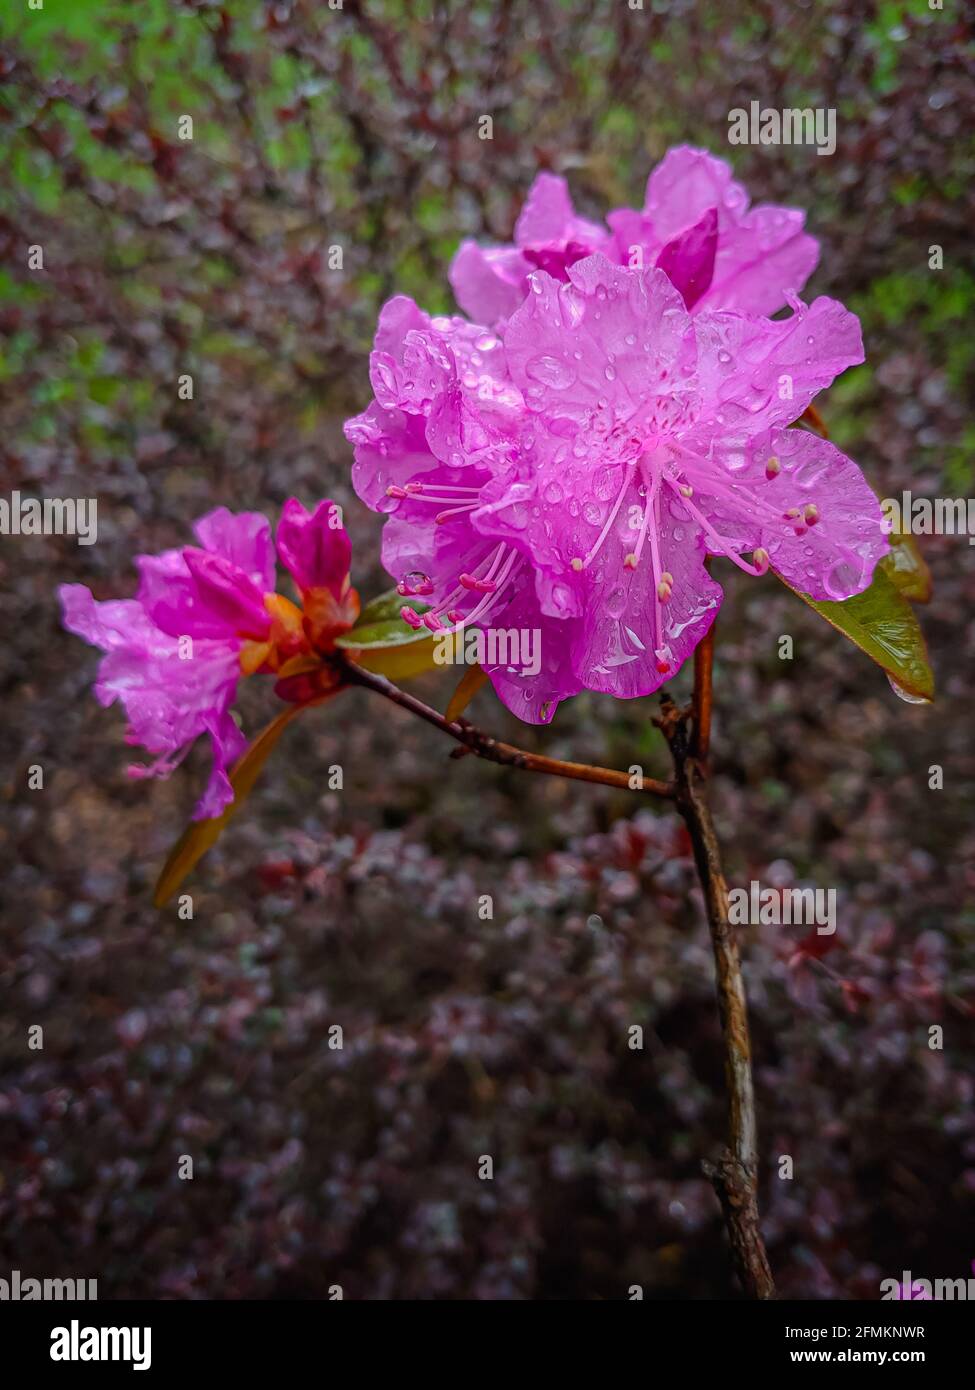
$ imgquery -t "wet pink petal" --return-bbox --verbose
[567,493,723,699]
[514,171,607,251]
[347,402,446,513]
[194,709,248,820]
[181,548,271,641]
[448,242,530,324]
[643,146,746,242]
[450,144,819,326]
[682,427,889,600]
[59,585,244,819]
[515,171,579,244]
[697,205,819,316]
[136,511,275,641]
[276,498,351,598]
[478,567,583,724]
[646,148,819,314]
[689,295,863,448]
[374,292,430,355]
[136,549,215,640]
[655,206,718,310]
[503,257,697,436]
[192,508,274,592]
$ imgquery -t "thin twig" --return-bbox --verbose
[798,402,829,438]
[691,620,715,761]
[347,652,770,1295]
[658,672,775,1299]
[343,660,674,799]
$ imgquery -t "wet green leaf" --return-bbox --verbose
[774,564,934,703]
[336,588,439,678]
[880,529,933,604]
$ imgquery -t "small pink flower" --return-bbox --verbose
[450,145,819,325]
[61,500,357,819]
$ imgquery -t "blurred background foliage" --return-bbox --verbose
[1,0,973,1298]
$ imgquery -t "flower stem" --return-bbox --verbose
[657,645,775,1299]
[345,651,773,1297]
[342,660,674,799]
[691,619,715,761]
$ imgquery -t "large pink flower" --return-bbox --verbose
[493,255,889,698]
[450,145,818,325]
[346,256,888,719]
[61,500,357,818]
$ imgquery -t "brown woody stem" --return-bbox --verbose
[655,636,775,1299]
[343,660,674,799]
[691,620,715,761]
[346,644,772,1297]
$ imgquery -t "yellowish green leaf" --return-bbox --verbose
[774,564,934,703]
[154,702,307,908]
[445,664,489,722]
[880,529,933,604]
[351,636,439,680]
[336,586,439,679]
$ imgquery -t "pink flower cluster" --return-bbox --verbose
[346,147,889,723]
[63,146,891,804]
[450,145,819,325]
[60,500,357,818]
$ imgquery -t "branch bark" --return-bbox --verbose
[655,640,775,1299]
[343,660,674,800]
[346,647,772,1296]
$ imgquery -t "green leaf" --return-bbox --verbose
[154,702,308,908]
[774,564,934,703]
[336,587,439,679]
[344,586,427,631]
[880,530,933,604]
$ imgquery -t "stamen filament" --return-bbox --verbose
[664,476,769,578]
[572,462,636,571]
[435,502,480,524]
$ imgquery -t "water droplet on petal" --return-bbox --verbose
[525,354,577,390]
[824,558,860,598]
[606,587,627,618]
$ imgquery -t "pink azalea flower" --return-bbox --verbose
[346,256,889,719]
[345,297,580,723]
[450,145,819,325]
[497,255,890,697]
[60,500,358,819]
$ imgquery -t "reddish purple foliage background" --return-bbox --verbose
[1,0,973,1298]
